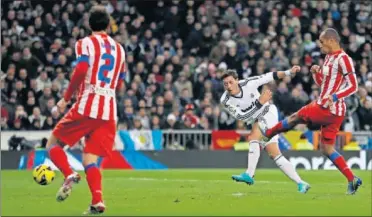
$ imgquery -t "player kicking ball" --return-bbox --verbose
[220,67,310,193]
[260,28,362,195]
[45,6,126,214]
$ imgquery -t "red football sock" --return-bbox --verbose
[85,164,103,205]
[266,120,287,138]
[329,152,354,182]
[48,145,74,178]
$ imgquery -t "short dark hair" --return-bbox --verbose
[221,69,238,80]
[89,6,110,32]
[321,28,341,43]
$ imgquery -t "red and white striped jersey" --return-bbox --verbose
[72,33,125,120]
[316,50,358,116]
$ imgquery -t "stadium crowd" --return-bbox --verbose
[1,0,372,132]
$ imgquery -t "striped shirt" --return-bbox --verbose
[72,33,126,120]
[315,50,358,116]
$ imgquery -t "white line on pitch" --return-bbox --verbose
[120,177,345,186]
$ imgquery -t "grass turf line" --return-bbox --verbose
[1,169,371,216]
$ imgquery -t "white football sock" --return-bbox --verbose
[245,140,261,177]
[274,154,302,184]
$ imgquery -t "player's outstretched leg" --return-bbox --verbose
[232,140,260,185]
[83,153,105,215]
[46,134,81,202]
[260,113,303,142]
[322,144,362,194]
[265,142,310,193]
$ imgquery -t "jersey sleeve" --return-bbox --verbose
[242,72,274,89]
[312,71,323,86]
[333,55,358,100]
[75,38,90,65]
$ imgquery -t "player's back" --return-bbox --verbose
[74,33,125,121]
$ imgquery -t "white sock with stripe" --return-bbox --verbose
[274,154,302,184]
[245,140,260,177]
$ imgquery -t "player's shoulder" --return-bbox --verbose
[338,50,353,63]
[108,36,125,53]
[239,77,258,88]
[220,91,230,105]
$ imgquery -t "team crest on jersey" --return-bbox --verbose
[227,105,237,114]
[250,93,254,98]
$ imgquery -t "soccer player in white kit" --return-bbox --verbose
[220,66,310,193]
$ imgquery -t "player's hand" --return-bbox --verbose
[57,98,68,113]
[259,90,272,105]
[290,65,301,75]
[310,65,321,74]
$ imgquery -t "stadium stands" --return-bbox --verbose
[1,0,371,132]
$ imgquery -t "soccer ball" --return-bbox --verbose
[33,164,55,185]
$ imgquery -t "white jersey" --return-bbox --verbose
[220,72,275,125]
[220,72,280,146]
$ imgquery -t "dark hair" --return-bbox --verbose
[221,69,238,80]
[321,28,341,43]
[89,6,110,32]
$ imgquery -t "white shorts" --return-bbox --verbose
[257,104,279,148]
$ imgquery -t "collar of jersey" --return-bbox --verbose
[230,84,243,99]
[329,49,343,56]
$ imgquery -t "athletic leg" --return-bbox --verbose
[82,119,115,214]
[260,102,320,140]
[320,121,362,194]
[263,112,304,139]
[232,123,261,185]
[50,109,93,202]
[83,153,105,214]
[46,134,74,179]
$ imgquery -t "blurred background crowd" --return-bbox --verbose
[1,0,372,132]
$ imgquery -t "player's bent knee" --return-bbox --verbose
[82,153,99,167]
[46,134,64,149]
[264,142,281,159]
[320,142,335,155]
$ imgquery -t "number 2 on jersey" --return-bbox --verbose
[98,53,114,84]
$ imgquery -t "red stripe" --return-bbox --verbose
[84,36,101,117]
[90,36,100,84]
[76,40,82,55]
[342,55,353,73]
[74,40,83,108]
[27,151,35,170]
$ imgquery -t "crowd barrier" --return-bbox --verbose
[2,130,371,151]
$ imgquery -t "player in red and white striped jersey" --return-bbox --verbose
[260,28,362,195]
[71,31,125,121]
[45,6,125,214]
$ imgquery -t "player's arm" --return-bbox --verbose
[310,65,322,86]
[247,66,301,88]
[332,55,358,101]
[63,39,90,102]
[116,62,126,91]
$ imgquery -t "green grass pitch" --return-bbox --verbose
[1,169,371,216]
